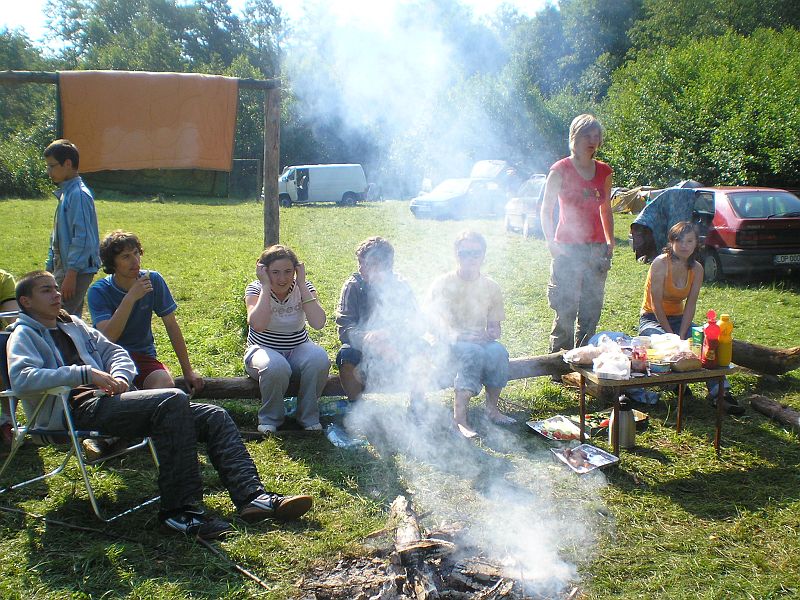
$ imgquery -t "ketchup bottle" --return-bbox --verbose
[701,309,720,368]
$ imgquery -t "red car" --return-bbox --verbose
[693,187,800,281]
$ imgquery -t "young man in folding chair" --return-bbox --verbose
[6,270,313,540]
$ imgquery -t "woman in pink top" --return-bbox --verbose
[540,114,614,352]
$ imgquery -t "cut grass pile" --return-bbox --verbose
[0,196,799,599]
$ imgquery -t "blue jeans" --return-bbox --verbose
[451,340,509,395]
[70,388,265,515]
[638,313,687,338]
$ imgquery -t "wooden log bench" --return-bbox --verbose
[175,352,573,399]
[174,341,800,401]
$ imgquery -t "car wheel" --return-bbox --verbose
[340,192,357,206]
[703,249,723,282]
[279,194,292,208]
[504,215,513,232]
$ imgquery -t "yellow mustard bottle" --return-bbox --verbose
[717,314,733,367]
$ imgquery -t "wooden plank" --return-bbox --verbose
[0,70,278,89]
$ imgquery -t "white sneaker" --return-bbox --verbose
[258,424,277,435]
[304,423,323,431]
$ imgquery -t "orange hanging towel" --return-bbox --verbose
[59,70,239,173]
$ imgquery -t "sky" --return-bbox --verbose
[1,0,549,46]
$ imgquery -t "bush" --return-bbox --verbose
[0,134,51,198]
[603,28,800,187]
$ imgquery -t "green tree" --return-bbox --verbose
[603,28,800,187]
[629,0,800,50]
[44,0,281,75]
[0,30,57,197]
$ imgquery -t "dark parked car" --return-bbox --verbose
[632,186,800,281]
[409,178,506,219]
[504,174,546,238]
[693,187,800,281]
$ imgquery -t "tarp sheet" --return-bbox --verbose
[611,187,649,214]
[632,188,696,252]
[59,70,238,173]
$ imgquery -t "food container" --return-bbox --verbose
[527,415,581,441]
[551,444,619,474]
[648,360,672,373]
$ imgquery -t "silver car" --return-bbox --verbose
[504,174,547,238]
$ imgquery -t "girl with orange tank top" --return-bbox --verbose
[637,221,741,413]
[638,222,703,340]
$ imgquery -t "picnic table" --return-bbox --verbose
[570,364,740,457]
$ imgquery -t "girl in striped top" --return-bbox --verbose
[243,245,330,434]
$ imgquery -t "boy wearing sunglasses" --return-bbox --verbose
[427,231,512,438]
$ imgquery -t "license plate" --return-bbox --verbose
[774,254,800,265]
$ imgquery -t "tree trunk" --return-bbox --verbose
[749,394,800,430]
[732,340,800,375]
[175,340,800,401]
[263,87,280,247]
[177,353,568,399]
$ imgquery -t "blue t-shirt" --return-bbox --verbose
[87,270,177,357]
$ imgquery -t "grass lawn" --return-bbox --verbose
[1,196,799,599]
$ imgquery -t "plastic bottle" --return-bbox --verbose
[283,396,297,418]
[701,309,720,369]
[609,395,636,449]
[319,399,349,417]
[325,424,368,449]
[717,314,733,367]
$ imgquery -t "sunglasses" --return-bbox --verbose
[457,249,484,259]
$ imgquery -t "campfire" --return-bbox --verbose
[298,496,582,599]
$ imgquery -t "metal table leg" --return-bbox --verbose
[676,383,685,433]
[612,388,620,456]
[714,375,724,456]
[579,374,586,444]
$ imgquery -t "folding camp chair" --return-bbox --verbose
[0,330,160,522]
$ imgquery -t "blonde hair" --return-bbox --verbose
[568,114,604,152]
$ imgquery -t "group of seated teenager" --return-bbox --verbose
[3,229,512,539]
[245,231,514,440]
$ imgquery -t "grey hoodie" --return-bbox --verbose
[6,311,136,433]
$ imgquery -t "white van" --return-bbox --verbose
[278,164,367,206]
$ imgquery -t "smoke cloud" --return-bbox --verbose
[282,0,536,195]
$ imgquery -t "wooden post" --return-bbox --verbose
[263,87,280,247]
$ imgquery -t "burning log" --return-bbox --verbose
[749,394,800,430]
[297,497,580,599]
[390,496,440,600]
